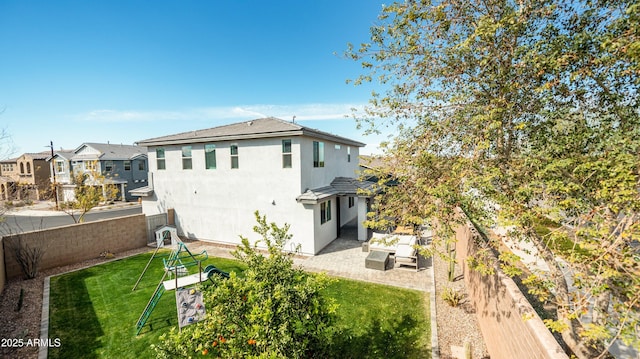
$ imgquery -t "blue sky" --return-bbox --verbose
[0,0,390,156]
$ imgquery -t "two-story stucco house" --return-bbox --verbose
[133,117,374,255]
[50,143,148,202]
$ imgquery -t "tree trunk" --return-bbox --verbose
[528,232,603,359]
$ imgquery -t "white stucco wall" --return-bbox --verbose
[143,137,324,254]
[299,138,360,191]
[142,135,363,255]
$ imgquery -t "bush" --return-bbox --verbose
[441,287,464,307]
[154,211,337,359]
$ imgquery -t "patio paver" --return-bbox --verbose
[186,235,433,292]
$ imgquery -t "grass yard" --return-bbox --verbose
[48,251,430,358]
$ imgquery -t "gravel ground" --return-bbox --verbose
[433,252,490,359]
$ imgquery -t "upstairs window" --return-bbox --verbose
[347,146,351,162]
[20,163,24,174]
[156,148,166,170]
[138,161,146,171]
[230,145,239,169]
[205,144,217,169]
[85,161,96,171]
[26,162,31,174]
[282,139,292,168]
[55,160,65,173]
[105,161,114,172]
[124,160,131,171]
[320,200,332,224]
[182,146,193,170]
[313,141,324,168]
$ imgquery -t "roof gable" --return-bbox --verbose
[71,143,147,161]
[136,117,365,148]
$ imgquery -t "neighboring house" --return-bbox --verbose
[0,152,52,201]
[0,157,18,201]
[133,117,375,255]
[50,143,148,202]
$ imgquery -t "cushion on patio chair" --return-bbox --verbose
[394,242,419,271]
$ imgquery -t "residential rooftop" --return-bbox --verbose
[136,117,366,148]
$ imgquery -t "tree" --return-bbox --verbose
[60,162,119,223]
[347,1,639,357]
[0,112,16,161]
[154,211,337,359]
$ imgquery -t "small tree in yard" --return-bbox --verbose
[7,234,47,279]
[154,211,337,359]
[348,1,639,357]
[61,163,118,223]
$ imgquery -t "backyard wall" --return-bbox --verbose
[0,237,5,295]
[455,218,569,359]
[3,214,147,279]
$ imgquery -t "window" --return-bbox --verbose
[348,197,355,208]
[230,145,239,169]
[313,141,324,168]
[156,148,166,170]
[182,146,193,170]
[105,161,114,172]
[320,200,332,224]
[335,144,341,150]
[205,144,216,169]
[124,160,131,171]
[85,161,96,171]
[282,139,292,168]
[347,146,351,162]
[55,160,65,173]
[26,162,31,174]
[138,161,146,171]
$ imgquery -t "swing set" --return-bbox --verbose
[132,228,229,335]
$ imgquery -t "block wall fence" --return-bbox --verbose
[454,218,569,359]
[2,214,147,280]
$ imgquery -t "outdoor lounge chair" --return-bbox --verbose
[394,236,419,271]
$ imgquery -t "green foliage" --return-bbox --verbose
[154,211,337,359]
[521,274,552,304]
[60,163,119,223]
[347,0,640,356]
[441,287,464,307]
[498,252,523,277]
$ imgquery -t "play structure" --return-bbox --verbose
[133,233,229,335]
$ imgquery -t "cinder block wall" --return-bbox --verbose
[455,219,569,359]
[3,214,147,279]
[0,237,5,295]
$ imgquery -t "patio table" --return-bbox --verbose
[365,250,389,271]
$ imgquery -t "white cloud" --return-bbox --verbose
[76,103,366,123]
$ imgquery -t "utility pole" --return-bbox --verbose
[48,140,59,210]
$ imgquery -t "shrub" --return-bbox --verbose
[154,211,337,359]
[441,287,464,307]
[8,236,46,279]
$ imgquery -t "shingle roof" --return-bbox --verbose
[0,157,18,164]
[22,152,50,161]
[136,117,365,147]
[72,143,147,161]
[296,177,377,203]
[49,150,75,161]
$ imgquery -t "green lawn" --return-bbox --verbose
[48,251,430,358]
